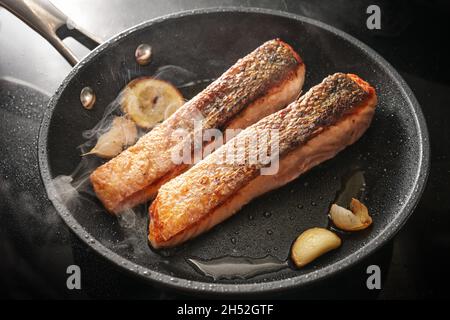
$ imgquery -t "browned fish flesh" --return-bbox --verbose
[149,73,377,248]
[91,39,305,213]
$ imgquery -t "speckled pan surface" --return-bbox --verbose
[38,8,429,295]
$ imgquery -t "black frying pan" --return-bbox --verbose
[2,0,429,295]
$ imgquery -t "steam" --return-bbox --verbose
[117,208,137,229]
[79,65,214,155]
[49,64,214,252]
[153,65,196,86]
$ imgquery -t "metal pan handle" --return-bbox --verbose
[0,0,101,66]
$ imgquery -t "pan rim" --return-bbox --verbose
[38,6,430,295]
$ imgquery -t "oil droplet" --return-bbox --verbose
[230,237,237,245]
[187,255,287,280]
[135,44,152,65]
[266,229,273,235]
[334,169,366,207]
[80,86,96,110]
[297,204,303,209]
[263,211,272,218]
[311,201,317,206]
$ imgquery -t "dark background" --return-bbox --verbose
[1,0,449,299]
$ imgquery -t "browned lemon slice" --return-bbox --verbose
[121,77,184,129]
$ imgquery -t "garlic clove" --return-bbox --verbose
[84,117,137,159]
[329,198,372,231]
[291,227,342,268]
[350,198,372,225]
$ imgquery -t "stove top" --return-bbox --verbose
[1,0,449,299]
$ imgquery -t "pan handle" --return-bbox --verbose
[0,0,101,66]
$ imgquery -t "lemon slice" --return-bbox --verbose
[121,77,184,129]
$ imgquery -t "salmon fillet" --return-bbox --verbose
[149,73,377,248]
[91,39,305,213]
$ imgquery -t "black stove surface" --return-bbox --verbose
[1,0,449,299]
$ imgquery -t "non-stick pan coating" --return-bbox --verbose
[38,8,429,295]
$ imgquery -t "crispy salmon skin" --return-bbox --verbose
[91,39,305,213]
[149,73,377,248]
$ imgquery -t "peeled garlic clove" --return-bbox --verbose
[329,204,361,230]
[350,198,372,225]
[291,227,341,268]
[121,77,184,129]
[329,198,372,231]
[84,117,137,158]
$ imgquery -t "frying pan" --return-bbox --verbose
[2,0,429,295]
